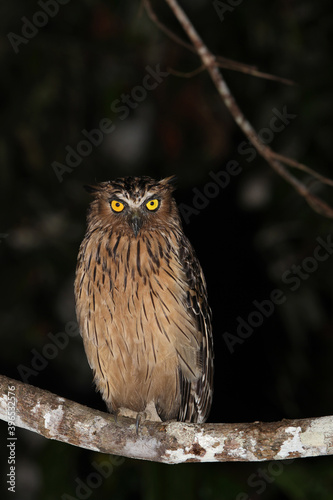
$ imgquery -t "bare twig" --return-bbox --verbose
[271,151,333,187]
[146,0,333,217]
[1,375,333,463]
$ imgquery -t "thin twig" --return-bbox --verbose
[215,56,295,86]
[167,64,206,78]
[271,151,333,187]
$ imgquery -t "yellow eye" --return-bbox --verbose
[146,199,159,211]
[111,200,125,212]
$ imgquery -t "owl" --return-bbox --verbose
[74,176,213,424]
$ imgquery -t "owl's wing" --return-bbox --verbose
[177,234,214,423]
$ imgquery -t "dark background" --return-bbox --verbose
[1,0,333,498]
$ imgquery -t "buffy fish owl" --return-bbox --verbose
[74,176,214,423]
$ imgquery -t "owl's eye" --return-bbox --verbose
[146,199,159,211]
[111,200,125,213]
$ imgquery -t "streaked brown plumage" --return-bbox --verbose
[74,176,213,423]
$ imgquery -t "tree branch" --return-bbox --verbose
[1,375,332,463]
[147,0,333,218]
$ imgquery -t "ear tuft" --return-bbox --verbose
[161,175,177,191]
[84,184,100,194]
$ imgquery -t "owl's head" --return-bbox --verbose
[85,176,180,236]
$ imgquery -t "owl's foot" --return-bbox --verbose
[135,401,162,434]
[118,402,162,434]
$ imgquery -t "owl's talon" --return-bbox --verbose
[135,413,142,435]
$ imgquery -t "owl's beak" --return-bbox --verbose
[130,213,143,237]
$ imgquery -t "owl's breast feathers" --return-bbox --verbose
[75,227,213,422]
